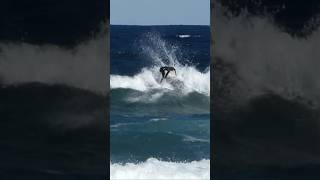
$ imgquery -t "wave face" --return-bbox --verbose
[110,25,210,174]
[111,89,209,116]
[110,158,210,180]
[213,1,320,173]
[0,83,107,175]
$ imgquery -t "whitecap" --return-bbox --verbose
[110,158,210,180]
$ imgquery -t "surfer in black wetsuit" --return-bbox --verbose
[160,66,176,83]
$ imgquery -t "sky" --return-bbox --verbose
[110,0,210,25]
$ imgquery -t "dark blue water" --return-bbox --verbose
[0,0,107,178]
[111,25,210,76]
[213,1,320,179]
[110,25,210,164]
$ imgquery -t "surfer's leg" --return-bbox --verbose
[164,71,170,78]
[160,77,164,83]
[161,70,166,78]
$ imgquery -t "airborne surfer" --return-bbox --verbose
[159,66,176,83]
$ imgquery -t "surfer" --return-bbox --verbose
[160,66,176,83]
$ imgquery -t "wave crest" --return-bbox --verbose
[111,33,210,96]
[111,66,209,96]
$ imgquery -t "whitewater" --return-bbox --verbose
[110,32,210,97]
[110,158,210,180]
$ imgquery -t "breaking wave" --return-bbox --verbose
[110,158,210,180]
[0,31,107,95]
[215,5,320,105]
[110,33,210,96]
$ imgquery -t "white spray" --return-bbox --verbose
[110,32,210,96]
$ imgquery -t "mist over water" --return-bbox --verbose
[215,5,320,106]
[0,32,107,95]
[213,3,320,175]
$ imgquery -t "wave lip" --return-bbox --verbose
[110,66,210,96]
[110,158,210,180]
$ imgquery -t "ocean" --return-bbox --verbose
[212,1,320,179]
[0,0,107,178]
[109,25,210,179]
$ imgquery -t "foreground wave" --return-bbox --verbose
[110,158,210,180]
[0,82,106,173]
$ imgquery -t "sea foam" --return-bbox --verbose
[110,158,210,180]
[110,66,209,96]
